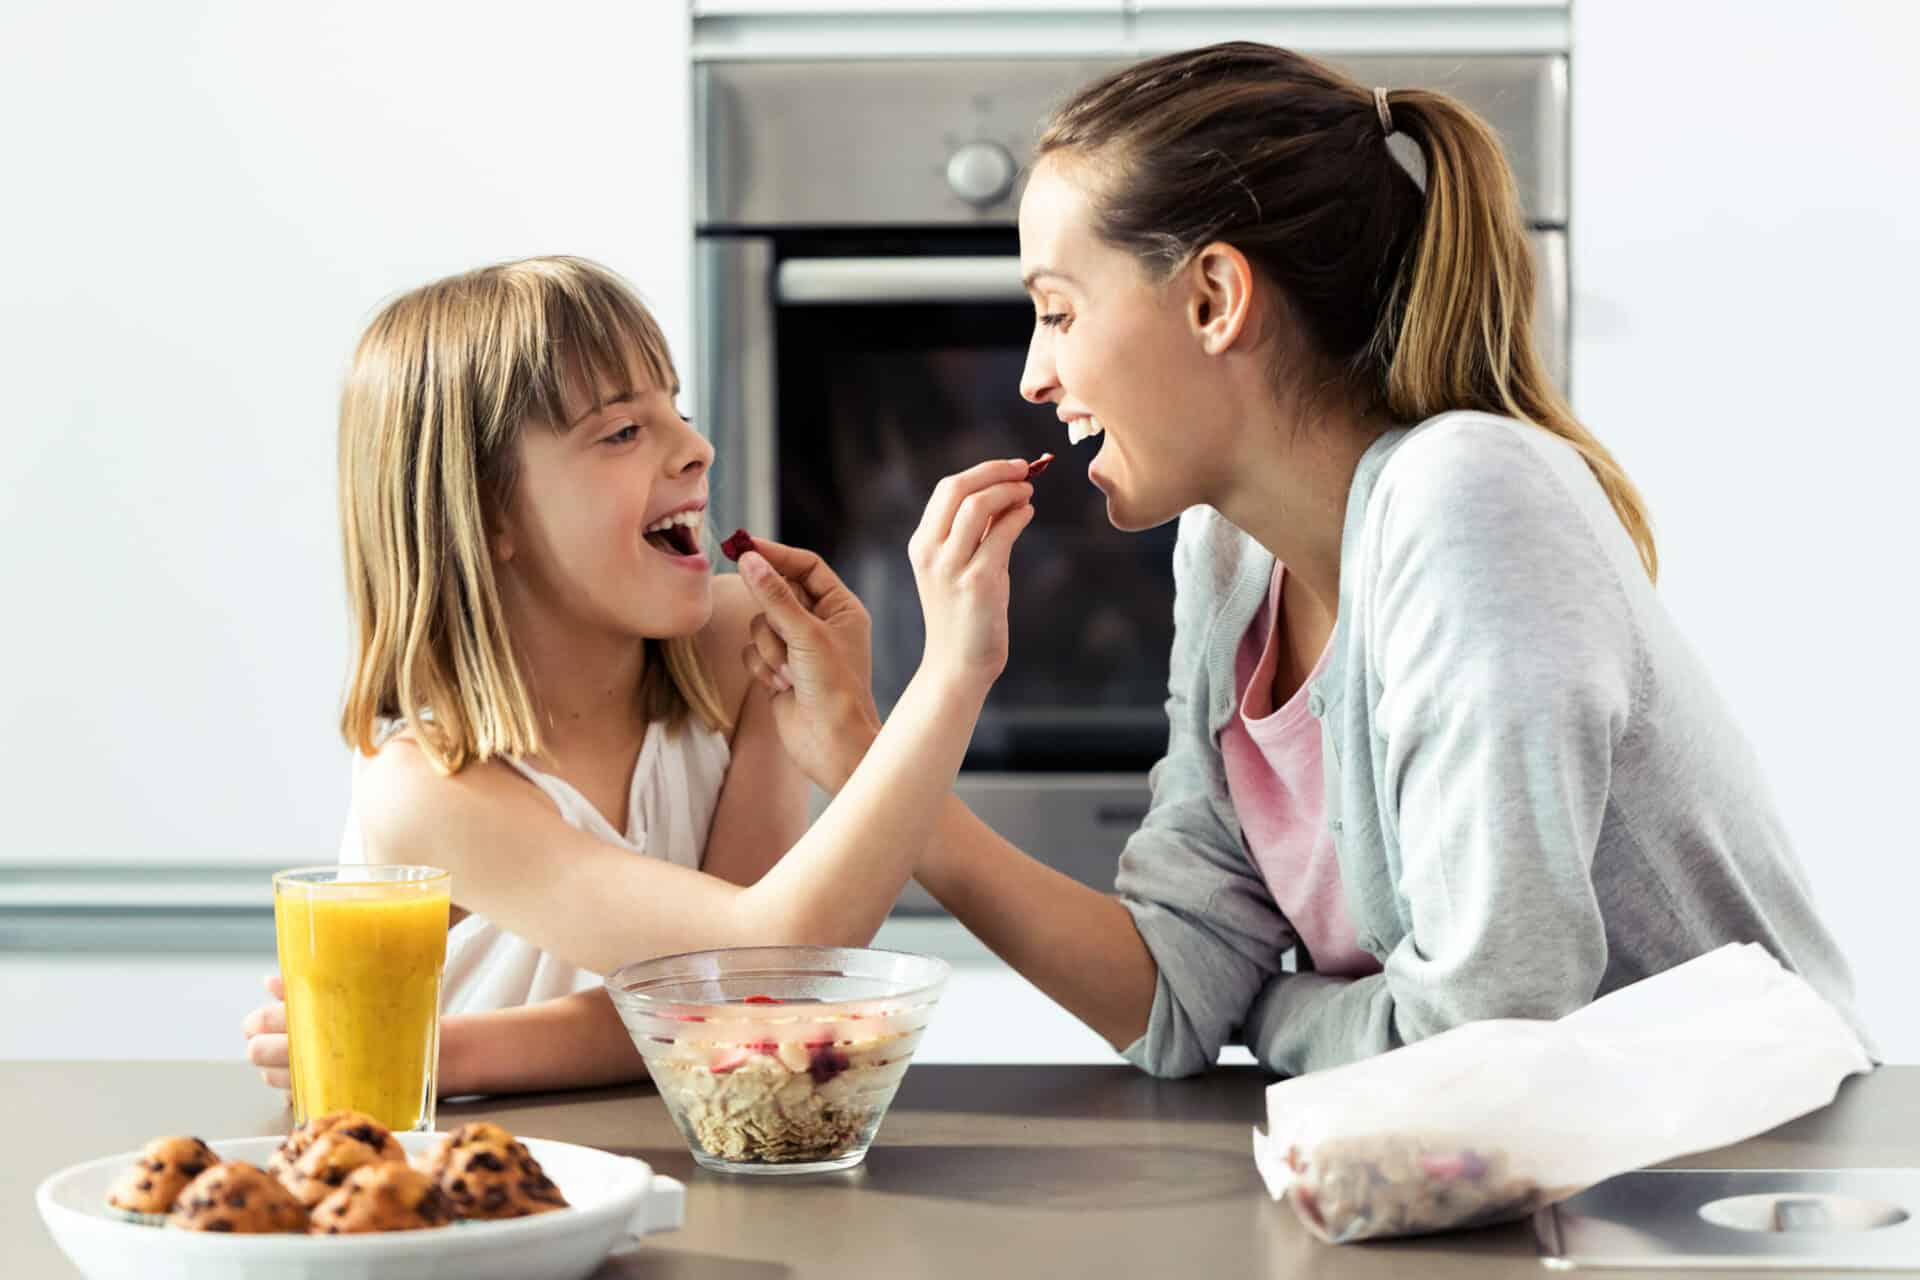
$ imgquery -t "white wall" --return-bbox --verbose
[0,1,693,864]
[1572,1,1920,1059]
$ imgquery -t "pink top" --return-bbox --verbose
[1218,564,1381,978]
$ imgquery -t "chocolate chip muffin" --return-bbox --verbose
[309,1162,455,1234]
[416,1122,521,1180]
[165,1161,309,1234]
[276,1130,405,1209]
[435,1140,569,1220]
[268,1110,404,1180]
[104,1136,219,1225]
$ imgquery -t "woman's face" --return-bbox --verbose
[497,363,716,641]
[1018,157,1239,532]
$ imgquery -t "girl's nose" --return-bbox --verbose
[1019,331,1058,406]
[669,416,714,476]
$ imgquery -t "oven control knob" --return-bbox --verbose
[946,141,1017,208]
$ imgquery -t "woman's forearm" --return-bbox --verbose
[738,668,982,947]
[439,988,643,1098]
[916,795,1159,1051]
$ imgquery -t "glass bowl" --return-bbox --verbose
[604,946,949,1175]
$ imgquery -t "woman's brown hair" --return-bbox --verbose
[338,256,730,774]
[1038,42,1657,580]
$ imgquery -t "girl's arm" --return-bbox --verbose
[355,460,1037,977]
[437,989,639,1096]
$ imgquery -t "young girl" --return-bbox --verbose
[739,43,1871,1077]
[243,255,1036,1096]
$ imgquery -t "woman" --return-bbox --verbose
[742,42,1868,1078]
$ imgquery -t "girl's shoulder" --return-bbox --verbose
[693,574,758,723]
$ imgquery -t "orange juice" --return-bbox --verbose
[273,867,450,1132]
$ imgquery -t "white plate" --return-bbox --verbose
[36,1131,685,1280]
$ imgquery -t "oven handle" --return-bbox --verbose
[776,256,1028,305]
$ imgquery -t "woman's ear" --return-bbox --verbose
[489,520,515,565]
[1188,241,1257,356]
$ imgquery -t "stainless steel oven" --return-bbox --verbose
[694,55,1568,910]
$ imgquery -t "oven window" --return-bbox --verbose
[776,300,1176,771]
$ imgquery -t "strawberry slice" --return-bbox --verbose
[709,1047,752,1074]
[741,994,784,1004]
[1026,452,1055,478]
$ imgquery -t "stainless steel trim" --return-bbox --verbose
[1530,228,1569,394]
[805,774,1148,916]
[696,237,778,539]
[777,256,1028,305]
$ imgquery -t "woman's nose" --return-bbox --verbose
[1019,332,1058,406]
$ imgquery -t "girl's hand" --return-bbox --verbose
[240,972,292,1097]
[906,459,1035,692]
[738,538,884,792]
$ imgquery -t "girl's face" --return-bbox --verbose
[497,365,716,641]
[1017,158,1240,531]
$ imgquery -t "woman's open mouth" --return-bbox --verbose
[643,509,705,559]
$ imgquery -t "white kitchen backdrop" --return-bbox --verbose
[2,1,1915,1063]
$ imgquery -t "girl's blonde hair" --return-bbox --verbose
[1038,42,1658,581]
[338,255,730,773]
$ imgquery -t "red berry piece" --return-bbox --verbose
[808,1044,851,1084]
[741,994,783,1004]
[719,529,754,561]
[1026,452,1054,478]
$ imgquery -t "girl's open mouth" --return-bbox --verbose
[643,510,705,559]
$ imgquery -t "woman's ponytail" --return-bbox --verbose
[1384,90,1659,581]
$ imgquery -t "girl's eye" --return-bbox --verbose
[1038,312,1070,331]
[603,423,642,445]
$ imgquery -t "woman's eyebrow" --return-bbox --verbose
[1022,266,1080,291]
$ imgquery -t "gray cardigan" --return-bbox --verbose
[1115,411,1868,1077]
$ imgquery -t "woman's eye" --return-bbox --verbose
[1038,312,1070,330]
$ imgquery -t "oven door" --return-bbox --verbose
[697,237,1168,907]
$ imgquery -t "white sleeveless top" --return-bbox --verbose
[339,719,732,1014]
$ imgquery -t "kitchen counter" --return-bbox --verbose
[12,1062,1918,1277]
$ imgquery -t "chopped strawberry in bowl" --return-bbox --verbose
[603,946,949,1175]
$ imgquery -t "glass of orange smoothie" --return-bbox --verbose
[272,865,451,1132]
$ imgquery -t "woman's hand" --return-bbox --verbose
[240,972,291,1096]
[738,538,884,792]
[738,460,1034,786]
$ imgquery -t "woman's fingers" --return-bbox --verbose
[748,612,789,676]
[741,643,790,695]
[740,537,861,620]
[264,973,285,1000]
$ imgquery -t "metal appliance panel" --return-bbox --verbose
[697,55,1566,228]
[1536,1168,1920,1271]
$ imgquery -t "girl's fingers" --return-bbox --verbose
[973,497,1038,570]
[264,973,284,1000]
[915,459,1033,551]
[241,1002,286,1039]
[940,482,1033,575]
[247,1032,290,1070]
